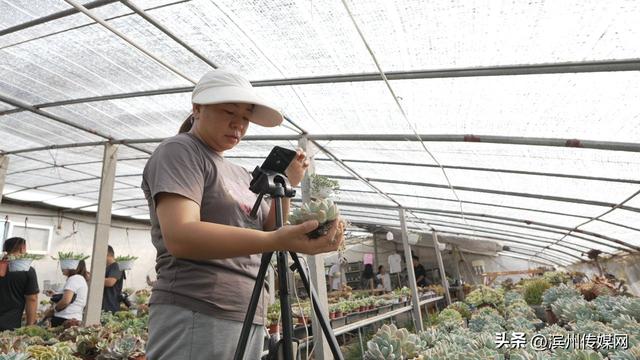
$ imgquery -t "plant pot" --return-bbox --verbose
[335,311,342,318]
[311,188,334,199]
[297,316,308,325]
[545,308,558,325]
[268,324,280,334]
[359,306,365,312]
[9,259,33,272]
[329,312,336,319]
[368,305,374,310]
[118,260,135,271]
[60,259,80,270]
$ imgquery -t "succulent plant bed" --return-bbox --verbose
[0,311,148,360]
[265,289,440,333]
[364,282,640,359]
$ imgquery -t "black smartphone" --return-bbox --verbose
[260,146,297,173]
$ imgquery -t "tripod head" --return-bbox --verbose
[249,166,296,219]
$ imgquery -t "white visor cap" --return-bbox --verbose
[191,69,283,127]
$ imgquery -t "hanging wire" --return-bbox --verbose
[338,0,474,235]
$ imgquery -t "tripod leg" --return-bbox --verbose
[289,252,345,360]
[277,251,296,360]
[234,251,273,360]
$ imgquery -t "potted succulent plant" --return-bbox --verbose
[328,303,339,319]
[310,174,340,200]
[288,198,340,239]
[8,253,43,272]
[52,251,89,270]
[116,255,138,271]
[267,307,280,334]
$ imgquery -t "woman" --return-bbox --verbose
[361,264,375,291]
[50,260,88,327]
[0,237,39,331]
[143,69,344,360]
[376,265,392,292]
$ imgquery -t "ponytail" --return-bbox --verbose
[178,114,194,134]
[68,260,89,281]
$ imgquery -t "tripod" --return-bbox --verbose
[234,167,344,360]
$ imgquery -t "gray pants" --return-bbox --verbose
[146,303,264,360]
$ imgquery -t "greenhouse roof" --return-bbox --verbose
[1,0,640,266]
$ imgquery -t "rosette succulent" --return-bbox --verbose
[288,199,339,238]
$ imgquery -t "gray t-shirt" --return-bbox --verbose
[142,132,270,325]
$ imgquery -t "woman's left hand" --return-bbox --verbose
[285,148,310,187]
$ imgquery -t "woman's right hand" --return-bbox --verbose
[272,219,343,255]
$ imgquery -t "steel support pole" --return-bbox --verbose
[300,137,331,359]
[84,144,118,325]
[432,231,452,305]
[0,155,9,204]
[399,208,423,332]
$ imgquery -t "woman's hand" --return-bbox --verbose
[271,218,344,255]
[285,149,310,187]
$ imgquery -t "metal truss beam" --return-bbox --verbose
[428,224,582,261]
[2,58,639,114]
[334,158,640,185]
[409,209,621,252]
[332,200,640,252]
[5,132,640,156]
[328,175,640,213]
[340,209,592,254]
[0,0,119,37]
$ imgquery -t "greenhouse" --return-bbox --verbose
[1,0,640,359]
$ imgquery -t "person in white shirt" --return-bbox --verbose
[376,265,392,292]
[328,258,347,291]
[50,260,89,327]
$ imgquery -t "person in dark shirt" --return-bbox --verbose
[102,245,124,313]
[412,254,428,287]
[0,237,39,331]
[360,263,375,290]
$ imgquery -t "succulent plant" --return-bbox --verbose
[0,353,32,360]
[552,349,604,360]
[610,315,640,347]
[288,199,340,238]
[523,279,552,305]
[97,333,145,360]
[506,302,538,320]
[537,323,569,337]
[114,255,138,262]
[542,271,571,286]
[436,308,464,331]
[364,324,426,360]
[75,334,104,358]
[7,254,44,261]
[468,310,505,333]
[14,327,55,342]
[504,291,525,307]
[26,342,76,360]
[446,301,472,319]
[508,349,553,360]
[615,296,640,322]
[310,174,339,199]
[506,315,540,332]
[465,286,504,308]
[542,284,582,308]
[552,297,600,323]
[610,344,640,360]
[52,252,89,261]
[571,320,616,355]
[578,282,614,301]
